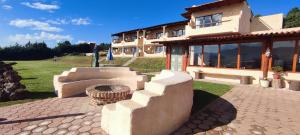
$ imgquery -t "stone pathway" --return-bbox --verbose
[1,85,300,135]
[0,96,107,135]
[173,85,300,135]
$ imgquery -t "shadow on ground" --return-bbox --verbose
[172,90,237,134]
[0,113,84,125]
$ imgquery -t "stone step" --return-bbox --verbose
[131,90,160,106]
[116,100,144,112]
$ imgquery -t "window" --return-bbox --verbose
[196,13,222,28]
[220,44,238,68]
[156,32,163,39]
[155,46,163,53]
[297,41,300,72]
[203,45,219,67]
[240,42,262,69]
[171,29,185,37]
[189,46,202,66]
[272,41,295,71]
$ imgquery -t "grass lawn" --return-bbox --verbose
[129,58,166,73]
[100,57,131,65]
[192,81,232,114]
[1,56,232,109]
[0,56,92,107]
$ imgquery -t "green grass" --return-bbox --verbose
[192,81,232,114]
[129,58,166,73]
[0,56,92,107]
[100,57,131,65]
[1,56,232,109]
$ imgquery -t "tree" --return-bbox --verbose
[284,7,300,28]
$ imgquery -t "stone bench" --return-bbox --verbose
[101,70,193,135]
[53,67,148,98]
[195,71,252,84]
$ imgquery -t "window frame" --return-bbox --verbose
[195,13,223,29]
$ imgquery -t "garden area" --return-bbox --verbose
[0,55,232,107]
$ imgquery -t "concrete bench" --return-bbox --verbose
[194,71,252,84]
[53,67,148,98]
[101,70,193,135]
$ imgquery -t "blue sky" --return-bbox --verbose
[0,0,299,47]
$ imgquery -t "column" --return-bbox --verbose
[162,26,167,38]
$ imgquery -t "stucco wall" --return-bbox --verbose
[186,2,248,36]
[101,70,193,135]
[251,14,284,32]
[238,2,252,34]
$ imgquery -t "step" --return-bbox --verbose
[131,90,160,106]
[116,100,144,112]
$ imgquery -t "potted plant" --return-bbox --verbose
[260,78,270,88]
[272,66,284,79]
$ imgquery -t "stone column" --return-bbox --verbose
[162,26,167,38]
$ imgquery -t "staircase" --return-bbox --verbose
[122,57,137,66]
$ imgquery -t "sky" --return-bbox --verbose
[0,0,299,48]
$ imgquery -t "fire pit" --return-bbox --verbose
[86,84,130,105]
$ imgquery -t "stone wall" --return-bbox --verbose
[0,61,27,101]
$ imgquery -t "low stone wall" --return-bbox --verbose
[101,70,193,135]
[53,67,148,98]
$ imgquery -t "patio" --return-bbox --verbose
[1,85,300,135]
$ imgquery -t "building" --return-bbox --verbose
[111,21,188,57]
[112,0,300,87]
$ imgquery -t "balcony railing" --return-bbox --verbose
[124,36,137,42]
[113,39,122,44]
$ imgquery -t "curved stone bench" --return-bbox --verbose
[53,67,147,98]
[101,70,193,135]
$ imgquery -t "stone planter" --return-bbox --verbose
[260,79,270,88]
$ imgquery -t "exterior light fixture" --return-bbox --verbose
[265,47,271,58]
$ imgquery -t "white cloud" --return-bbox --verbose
[71,18,90,25]
[2,5,12,10]
[0,0,7,3]
[46,19,68,25]
[21,2,59,12]
[8,32,73,44]
[9,19,62,32]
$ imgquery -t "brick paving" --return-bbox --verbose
[173,85,300,135]
[1,85,300,135]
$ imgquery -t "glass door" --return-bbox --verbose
[171,47,183,71]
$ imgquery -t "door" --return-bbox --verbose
[171,46,183,71]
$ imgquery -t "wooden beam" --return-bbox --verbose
[268,41,273,70]
[263,40,272,79]
[217,44,221,68]
[237,44,241,69]
[261,43,266,71]
[166,46,171,70]
[182,46,189,71]
[201,45,204,67]
[293,40,299,72]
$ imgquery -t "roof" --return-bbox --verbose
[182,0,246,19]
[111,20,189,36]
[153,27,300,44]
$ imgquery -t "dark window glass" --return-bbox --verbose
[189,46,202,66]
[240,42,262,69]
[220,44,238,68]
[272,41,295,71]
[171,29,185,37]
[297,41,300,72]
[196,13,222,29]
[203,45,218,67]
[156,32,163,39]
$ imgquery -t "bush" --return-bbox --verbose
[0,41,111,60]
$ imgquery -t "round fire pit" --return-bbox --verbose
[86,84,130,105]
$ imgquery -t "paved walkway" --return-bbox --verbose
[173,85,300,135]
[0,85,300,135]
